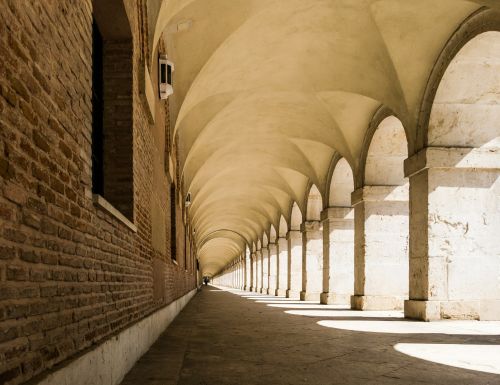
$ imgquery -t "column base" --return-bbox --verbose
[404,299,499,321]
[259,288,266,294]
[286,290,300,299]
[351,295,404,310]
[320,292,351,305]
[275,289,286,297]
[300,291,321,301]
[249,286,254,292]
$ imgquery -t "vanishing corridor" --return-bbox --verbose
[1,2,500,384]
[121,287,500,385]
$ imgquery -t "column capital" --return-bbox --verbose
[320,207,353,221]
[351,185,408,206]
[286,229,301,240]
[300,220,321,232]
[404,146,500,178]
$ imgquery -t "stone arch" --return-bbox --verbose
[269,225,277,243]
[305,185,322,221]
[416,7,500,151]
[351,112,410,311]
[263,232,269,247]
[364,116,408,187]
[290,202,302,231]
[328,158,354,207]
[428,31,500,149]
[278,215,288,238]
[406,27,500,320]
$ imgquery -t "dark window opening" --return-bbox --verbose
[92,19,104,195]
[160,63,167,84]
[167,64,172,85]
[91,6,134,221]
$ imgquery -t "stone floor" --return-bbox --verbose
[120,286,500,385]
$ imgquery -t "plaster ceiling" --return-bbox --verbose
[151,0,499,276]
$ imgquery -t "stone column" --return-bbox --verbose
[268,242,278,295]
[404,147,500,320]
[237,260,240,289]
[256,248,262,293]
[320,207,354,305]
[351,185,409,310]
[245,252,251,291]
[250,252,256,292]
[300,221,323,301]
[261,246,269,294]
[276,237,288,296]
[241,258,245,290]
[286,230,302,298]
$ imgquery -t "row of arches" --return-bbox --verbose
[213,29,499,321]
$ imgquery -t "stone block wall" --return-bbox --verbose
[0,1,196,384]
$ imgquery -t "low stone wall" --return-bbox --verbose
[35,289,196,385]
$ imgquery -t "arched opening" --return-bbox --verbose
[268,225,278,295]
[365,116,408,186]
[407,31,500,320]
[301,185,324,301]
[306,185,322,221]
[352,116,409,310]
[287,202,303,298]
[251,242,257,292]
[244,246,251,291]
[256,239,262,293]
[261,233,269,294]
[321,158,355,305]
[276,215,289,296]
[329,158,355,207]
[290,201,302,231]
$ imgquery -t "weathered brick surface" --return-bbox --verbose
[0,1,196,384]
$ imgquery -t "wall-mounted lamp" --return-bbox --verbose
[159,54,174,99]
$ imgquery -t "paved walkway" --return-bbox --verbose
[121,286,500,385]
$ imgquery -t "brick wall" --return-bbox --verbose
[102,40,134,221]
[0,1,197,384]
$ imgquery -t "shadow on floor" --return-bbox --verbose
[120,285,500,385]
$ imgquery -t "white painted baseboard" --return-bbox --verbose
[37,289,197,385]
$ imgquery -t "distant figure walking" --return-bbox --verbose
[203,276,209,286]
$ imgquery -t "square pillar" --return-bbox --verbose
[351,185,409,310]
[286,230,302,298]
[320,207,354,305]
[404,147,500,320]
[300,221,323,301]
[268,242,278,295]
[245,252,251,291]
[276,237,288,296]
[256,249,262,293]
[250,252,256,292]
[261,246,269,294]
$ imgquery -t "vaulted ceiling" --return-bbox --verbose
[149,0,499,276]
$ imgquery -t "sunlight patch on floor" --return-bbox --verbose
[267,302,349,308]
[394,343,500,375]
[317,320,500,335]
[286,309,402,317]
